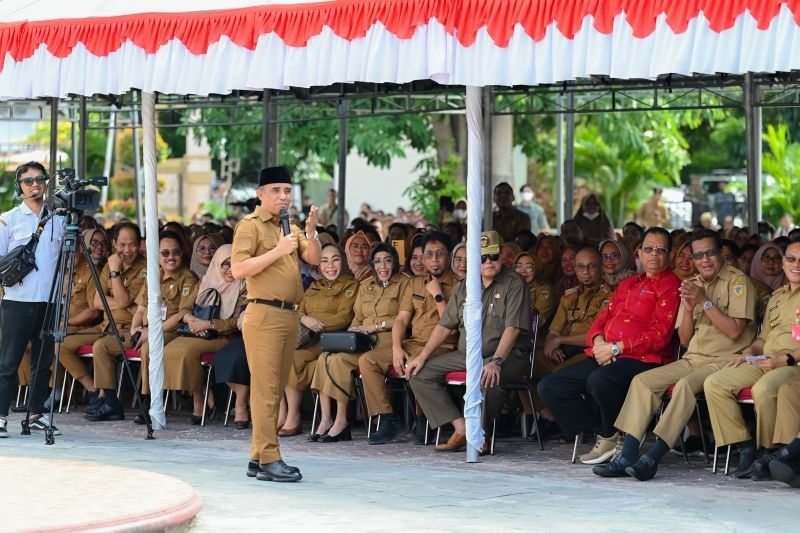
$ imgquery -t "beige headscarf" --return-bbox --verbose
[82,228,108,267]
[196,244,243,320]
[190,233,226,278]
[344,230,377,281]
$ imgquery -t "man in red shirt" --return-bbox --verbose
[538,228,681,464]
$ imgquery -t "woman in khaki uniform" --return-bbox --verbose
[311,243,409,442]
[513,252,556,332]
[163,244,246,424]
[344,230,376,281]
[279,243,358,435]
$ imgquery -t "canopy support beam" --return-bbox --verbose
[79,96,88,179]
[47,98,58,202]
[565,91,576,221]
[336,99,348,240]
[744,72,762,233]
[482,87,493,230]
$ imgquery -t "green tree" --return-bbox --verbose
[404,155,464,224]
[762,123,800,224]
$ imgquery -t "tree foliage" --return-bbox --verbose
[404,155,464,224]
[762,123,800,224]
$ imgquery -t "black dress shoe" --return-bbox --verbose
[752,448,786,480]
[592,456,633,478]
[319,425,352,443]
[191,415,202,426]
[368,414,405,445]
[234,420,250,430]
[84,398,124,421]
[770,459,800,487]
[413,415,428,445]
[733,445,758,479]
[625,456,658,481]
[247,460,300,477]
[255,460,302,482]
[10,405,27,413]
[308,432,321,442]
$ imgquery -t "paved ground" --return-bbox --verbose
[0,407,795,532]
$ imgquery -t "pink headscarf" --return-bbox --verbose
[750,243,787,290]
[197,245,243,319]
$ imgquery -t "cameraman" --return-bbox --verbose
[0,161,64,437]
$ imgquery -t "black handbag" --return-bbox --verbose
[176,288,222,340]
[320,331,376,354]
[0,210,49,287]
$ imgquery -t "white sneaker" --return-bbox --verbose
[29,414,61,435]
[0,417,8,438]
[580,432,621,465]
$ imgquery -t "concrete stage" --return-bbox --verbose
[2,456,201,532]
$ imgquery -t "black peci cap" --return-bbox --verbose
[258,166,293,187]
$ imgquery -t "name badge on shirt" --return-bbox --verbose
[160,304,167,321]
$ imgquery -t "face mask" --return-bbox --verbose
[453,209,467,220]
[520,192,534,202]
[583,211,600,221]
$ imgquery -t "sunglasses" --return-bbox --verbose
[783,255,800,264]
[19,176,48,186]
[641,246,669,257]
[691,248,719,261]
[160,249,182,258]
[197,246,217,255]
[481,253,500,263]
[89,239,106,248]
[601,252,621,261]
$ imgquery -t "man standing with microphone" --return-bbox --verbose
[231,166,320,482]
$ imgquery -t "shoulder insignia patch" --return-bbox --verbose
[345,289,355,298]
[540,290,549,299]
[140,271,147,277]
[733,282,744,297]
[564,287,578,296]
[182,287,190,296]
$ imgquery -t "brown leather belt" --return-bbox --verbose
[250,298,299,311]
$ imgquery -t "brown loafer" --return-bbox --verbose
[278,425,303,437]
[435,431,467,452]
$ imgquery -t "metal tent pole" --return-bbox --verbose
[743,73,762,233]
[336,99,348,240]
[482,87,494,230]
[555,95,565,227]
[131,93,144,228]
[79,96,88,179]
[564,90,576,221]
[47,98,59,201]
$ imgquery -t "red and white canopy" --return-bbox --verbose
[2,0,800,98]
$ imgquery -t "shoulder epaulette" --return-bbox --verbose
[564,287,579,296]
[772,284,788,296]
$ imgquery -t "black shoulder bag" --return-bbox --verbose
[0,208,50,287]
[176,288,222,340]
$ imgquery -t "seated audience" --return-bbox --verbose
[451,242,467,280]
[599,239,634,289]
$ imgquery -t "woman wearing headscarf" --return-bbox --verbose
[535,234,564,285]
[513,252,556,328]
[278,243,359,436]
[750,242,786,322]
[163,244,247,424]
[189,233,226,278]
[574,193,615,247]
[451,242,467,280]
[344,230,377,281]
[310,243,409,442]
[599,239,634,289]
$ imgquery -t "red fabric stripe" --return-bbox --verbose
[0,0,799,66]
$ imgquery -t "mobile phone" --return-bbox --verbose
[744,354,767,362]
[392,239,406,266]
[130,332,141,346]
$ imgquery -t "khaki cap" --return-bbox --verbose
[481,231,501,255]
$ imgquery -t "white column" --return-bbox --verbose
[142,91,166,429]
[464,86,485,463]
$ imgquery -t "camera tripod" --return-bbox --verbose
[22,209,154,443]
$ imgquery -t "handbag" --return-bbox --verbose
[176,288,222,340]
[0,209,49,287]
[320,331,376,354]
[295,323,318,349]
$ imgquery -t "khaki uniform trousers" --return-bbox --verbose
[59,328,103,381]
[288,341,322,391]
[163,335,230,393]
[615,356,729,447]
[137,333,179,395]
[410,349,529,430]
[704,364,800,448]
[311,332,392,404]
[359,340,448,418]
[774,374,800,445]
[92,330,133,390]
[242,305,298,464]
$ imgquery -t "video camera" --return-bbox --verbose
[51,168,108,213]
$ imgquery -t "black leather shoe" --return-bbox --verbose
[770,459,800,487]
[255,460,302,482]
[625,456,658,481]
[84,397,124,421]
[752,448,786,481]
[733,445,758,479]
[368,414,405,445]
[592,456,632,478]
[234,420,250,430]
[190,415,202,426]
[319,425,351,443]
[413,415,428,445]
[247,460,300,477]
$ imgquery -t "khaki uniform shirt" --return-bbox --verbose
[751,277,772,323]
[493,207,531,243]
[299,275,359,332]
[761,284,800,355]
[676,264,756,361]
[352,274,410,331]
[637,201,669,228]
[69,260,97,321]
[231,205,310,304]
[135,266,199,328]
[529,280,556,329]
[549,283,611,337]
[400,270,459,349]
[212,289,249,335]
[98,255,147,330]
[440,266,531,355]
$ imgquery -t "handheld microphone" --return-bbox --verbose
[279,208,291,237]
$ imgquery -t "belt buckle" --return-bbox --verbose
[292,303,299,311]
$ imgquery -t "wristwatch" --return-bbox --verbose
[787,354,797,366]
[434,293,445,303]
[308,231,319,241]
[610,343,621,357]
[491,356,504,367]
[703,299,714,311]
[109,271,121,279]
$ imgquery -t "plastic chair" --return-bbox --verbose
[712,388,753,475]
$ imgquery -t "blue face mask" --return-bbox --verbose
[760,232,771,240]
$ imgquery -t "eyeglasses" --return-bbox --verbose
[575,263,600,272]
[372,258,395,267]
[481,253,500,263]
[762,254,782,263]
[159,249,182,258]
[514,264,535,272]
[19,176,48,186]
[197,246,217,255]
[89,239,106,248]
[784,255,800,264]
[424,250,449,259]
[601,253,621,262]
[220,260,232,271]
[691,248,719,261]
[453,256,465,263]
[641,246,669,257]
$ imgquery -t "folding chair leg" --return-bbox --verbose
[310,392,319,434]
[200,366,213,427]
[23,386,28,405]
[527,390,543,451]
[16,385,23,407]
[424,419,430,445]
[58,368,68,413]
[224,388,234,427]
[65,377,76,414]
[724,445,732,475]
[713,446,719,474]
[435,427,441,447]
[490,418,496,455]
[679,435,689,464]
[571,433,581,464]
[695,404,711,464]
